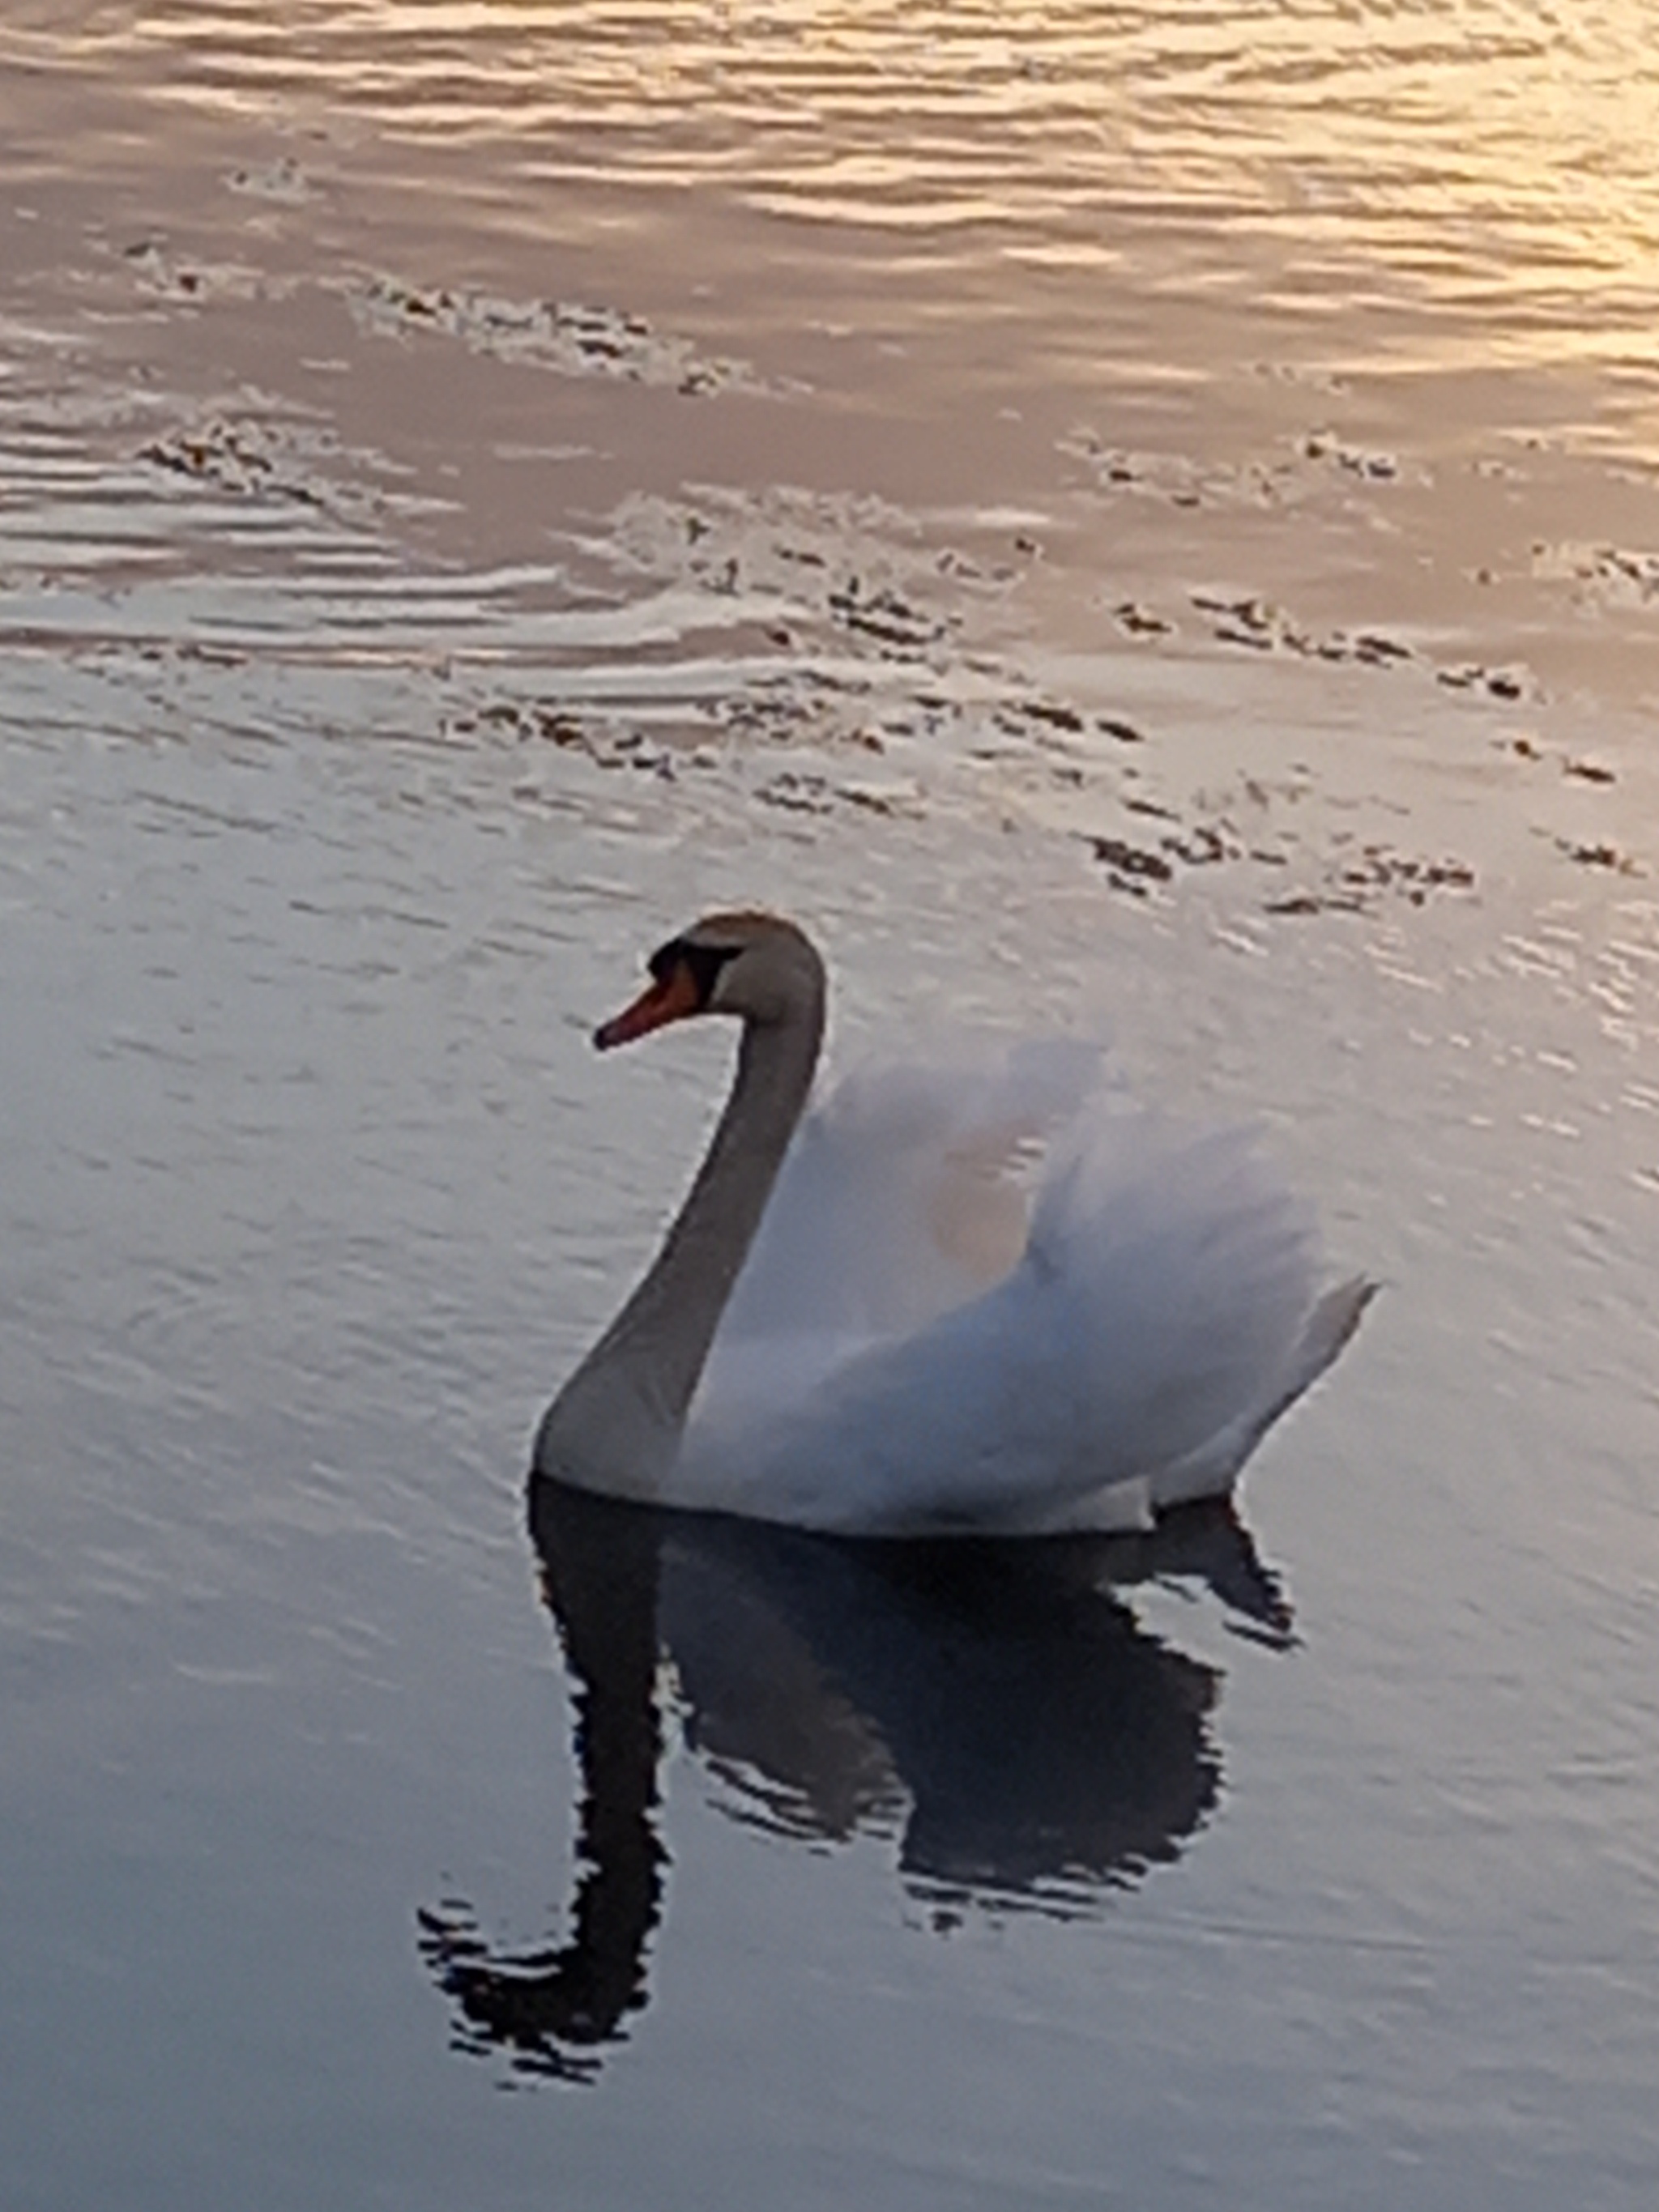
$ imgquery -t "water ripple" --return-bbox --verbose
[6,3,1658,367]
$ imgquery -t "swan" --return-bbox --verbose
[534,910,1371,1535]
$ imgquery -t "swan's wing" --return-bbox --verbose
[689,1110,1333,1535]
[710,1037,1107,1350]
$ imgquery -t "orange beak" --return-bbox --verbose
[594,958,702,1051]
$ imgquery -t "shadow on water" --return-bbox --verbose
[418,1479,1294,2083]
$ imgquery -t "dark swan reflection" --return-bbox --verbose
[418,1477,1294,2082]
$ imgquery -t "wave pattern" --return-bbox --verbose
[6,2,1657,366]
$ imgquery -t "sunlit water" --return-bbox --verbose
[3,6,1658,2207]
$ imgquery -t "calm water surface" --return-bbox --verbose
[3,6,1658,2207]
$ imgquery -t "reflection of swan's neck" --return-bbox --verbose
[538,995,823,1497]
[419,1485,667,2079]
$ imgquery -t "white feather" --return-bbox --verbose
[680,1043,1369,1532]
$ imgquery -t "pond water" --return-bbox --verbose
[3,5,1658,2206]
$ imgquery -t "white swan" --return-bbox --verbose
[535,911,1371,1535]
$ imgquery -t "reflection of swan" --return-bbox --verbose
[419,1492,665,2082]
[420,1483,1292,2080]
[660,1507,1263,1903]
[535,911,1371,1532]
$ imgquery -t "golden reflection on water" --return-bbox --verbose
[14,1,1635,370]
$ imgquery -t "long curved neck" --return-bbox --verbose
[600,1003,822,1415]
[538,984,823,1496]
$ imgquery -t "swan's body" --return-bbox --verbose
[535,913,1371,1535]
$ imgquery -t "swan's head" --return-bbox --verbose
[595,910,825,1050]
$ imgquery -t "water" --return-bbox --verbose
[2,6,1658,2206]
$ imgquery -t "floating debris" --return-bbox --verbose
[1183,586,1546,703]
[1066,424,1413,516]
[1435,663,1529,701]
[1064,433,1298,511]
[1532,540,1659,603]
[1191,590,1423,672]
[1085,835,1175,896]
[1111,601,1172,638]
[121,239,277,303]
[1301,430,1400,481]
[1016,698,1085,734]
[1264,893,1335,917]
[441,700,689,778]
[1331,848,1475,904]
[1162,825,1235,867]
[1262,846,1476,915]
[825,578,947,650]
[1558,839,1640,874]
[136,411,428,524]
[347,276,766,398]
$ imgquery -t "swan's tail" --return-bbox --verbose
[1269,1275,1378,1431]
[1147,1274,1377,1514]
[1219,1273,1377,1472]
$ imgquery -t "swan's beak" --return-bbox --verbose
[594,960,702,1051]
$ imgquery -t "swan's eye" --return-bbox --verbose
[647,936,741,1008]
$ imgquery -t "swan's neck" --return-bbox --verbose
[538,995,823,1498]
[600,1010,820,1404]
